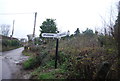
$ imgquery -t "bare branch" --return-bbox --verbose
[0,24,10,36]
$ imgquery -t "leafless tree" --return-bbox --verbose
[0,24,10,36]
[99,3,117,36]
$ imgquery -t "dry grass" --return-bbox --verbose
[24,34,118,79]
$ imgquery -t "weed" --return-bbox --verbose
[38,73,55,79]
[23,56,41,70]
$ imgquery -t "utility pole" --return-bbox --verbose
[33,12,37,37]
[10,20,15,38]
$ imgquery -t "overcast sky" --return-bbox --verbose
[0,0,119,39]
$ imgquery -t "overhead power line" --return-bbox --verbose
[0,12,35,15]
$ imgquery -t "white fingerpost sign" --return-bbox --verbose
[42,32,67,38]
[41,32,68,69]
[42,33,57,38]
[57,32,67,38]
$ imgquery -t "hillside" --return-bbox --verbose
[22,34,118,79]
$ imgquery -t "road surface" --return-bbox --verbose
[0,47,29,80]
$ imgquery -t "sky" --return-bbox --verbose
[0,0,119,39]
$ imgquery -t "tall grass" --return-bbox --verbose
[24,34,118,79]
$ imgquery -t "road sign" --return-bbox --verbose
[42,33,57,38]
[57,32,67,38]
[42,32,67,38]
[41,32,67,69]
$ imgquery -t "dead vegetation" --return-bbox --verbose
[23,33,118,80]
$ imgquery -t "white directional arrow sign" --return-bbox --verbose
[42,33,57,38]
[57,32,67,38]
[42,32,67,38]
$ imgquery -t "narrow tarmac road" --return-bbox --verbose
[1,47,29,80]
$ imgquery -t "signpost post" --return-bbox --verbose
[42,32,68,69]
[55,38,59,69]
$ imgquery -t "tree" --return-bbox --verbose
[74,28,80,35]
[114,1,120,77]
[118,2,120,78]
[40,19,57,37]
[82,28,94,36]
[99,4,117,37]
[114,2,120,42]
[0,24,10,36]
[114,1,120,48]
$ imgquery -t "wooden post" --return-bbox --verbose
[33,12,37,45]
[55,38,59,69]
[33,12,37,37]
[11,20,15,38]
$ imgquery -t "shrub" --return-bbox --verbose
[10,40,20,46]
[66,57,95,79]
[2,39,20,47]
[23,51,48,70]
[82,28,94,36]
[2,39,9,47]
[34,38,42,45]
[58,51,69,65]
[23,56,41,70]
[29,46,39,52]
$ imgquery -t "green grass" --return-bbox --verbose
[43,60,55,68]
[38,72,55,79]
[31,59,67,79]
[38,69,66,79]
[23,56,41,69]
[23,57,35,69]
[33,68,66,79]
[22,50,33,56]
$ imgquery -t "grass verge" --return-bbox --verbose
[1,46,21,52]
[30,59,67,79]
[22,50,33,56]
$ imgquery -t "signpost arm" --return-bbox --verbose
[55,38,59,69]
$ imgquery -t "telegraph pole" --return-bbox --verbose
[11,20,15,38]
[33,12,37,37]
